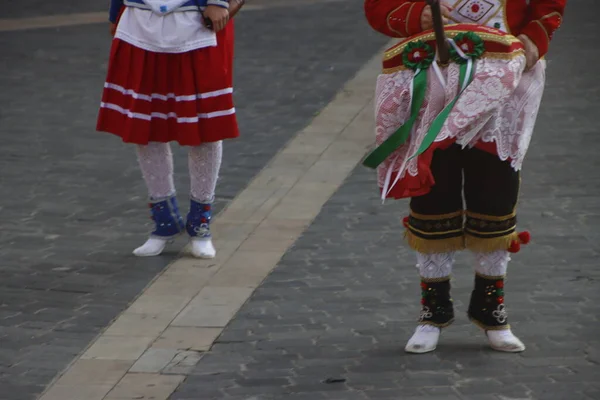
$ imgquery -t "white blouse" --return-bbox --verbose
[115,7,217,54]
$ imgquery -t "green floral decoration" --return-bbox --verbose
[402,40,435,71]
[449,32,485,64]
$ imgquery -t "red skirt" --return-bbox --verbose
[96,23,239,146]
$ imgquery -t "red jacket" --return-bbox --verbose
[364,0,565,58]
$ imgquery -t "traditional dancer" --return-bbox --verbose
[98,0,243,258]
[363,0,565,352]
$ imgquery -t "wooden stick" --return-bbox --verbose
[426,0,450,65]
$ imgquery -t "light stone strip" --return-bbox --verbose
[37,45,390,400]
[0,0,347,33]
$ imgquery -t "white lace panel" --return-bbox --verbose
[416,252,456,279]
[189,141,223,203]
[375,56,545,189]
[469,60,546,170]
[375,65,460,188]
[136,142,176,199]
[474,250,511,276]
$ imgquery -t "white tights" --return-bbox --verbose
[135,142,222,202]
[416,250,510,278]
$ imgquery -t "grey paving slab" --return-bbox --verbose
[170,1,600,400]
[0,2,388,399]
[2,0,105,19]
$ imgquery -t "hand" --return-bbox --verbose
[518,34,539,71]
[421,3,452,31]
[109,22,117,36]
[204,5,229,32]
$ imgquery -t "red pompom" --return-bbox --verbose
[420,282,428,290]
[508,240,521,253]
[518,231,531,245]
[403,216,410,228]
[495,280,504,288]
[420,298,426,305]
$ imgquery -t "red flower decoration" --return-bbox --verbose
[471,4,480,13]
[449,32,485,64]
[421,298,426,305]
[456,38,475,54]
[402,41,434,71]
[508,240,521,253]
[408,49,424,63]
[201,217,207,223]
[497,296,504,304]
[495,280,504,289]
[203,205,211,211]
[518,231,531,244]
[420,282,428,290]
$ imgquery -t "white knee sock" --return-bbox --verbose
[405,252,455,353]
[136,142,175,199]
[474,250,510,276]
[188,141,222,202]
[187,142,222,259]
[473,250,525,352]
[416,251,455,279]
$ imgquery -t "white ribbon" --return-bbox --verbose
[380,68,421,203]
[448,38,474,92]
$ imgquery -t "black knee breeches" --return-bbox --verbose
[406,144,521,253]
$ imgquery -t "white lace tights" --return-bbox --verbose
[416,252,455,279]
[416,250,510,278]
[474,250,510,276]
[136,142,222,202]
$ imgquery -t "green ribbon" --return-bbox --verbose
[406,62,475,161]
[362,70,428,169]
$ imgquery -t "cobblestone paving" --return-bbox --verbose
[0,2,388,399]
[170,2,600,399]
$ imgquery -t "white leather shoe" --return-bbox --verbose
[190,238,216,259]
[487,329,526,352]
[133,237,170,257]
[405,325,441,354]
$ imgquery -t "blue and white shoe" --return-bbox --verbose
[186,198,216,259]
[133,195,185,257]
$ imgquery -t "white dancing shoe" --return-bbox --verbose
[190,238,216,259]
[405,325,441,353]
[133,237,173,257]
[486,329,526,352]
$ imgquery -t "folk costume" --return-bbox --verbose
[363,0,565,352]
[97,0,240,258]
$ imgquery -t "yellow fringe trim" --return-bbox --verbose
[405,230,465,253]
[464,231,519,253]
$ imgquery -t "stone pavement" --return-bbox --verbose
[1,1,599,400]
[0,1,388,399]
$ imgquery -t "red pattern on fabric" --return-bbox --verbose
[97,23,239,146]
